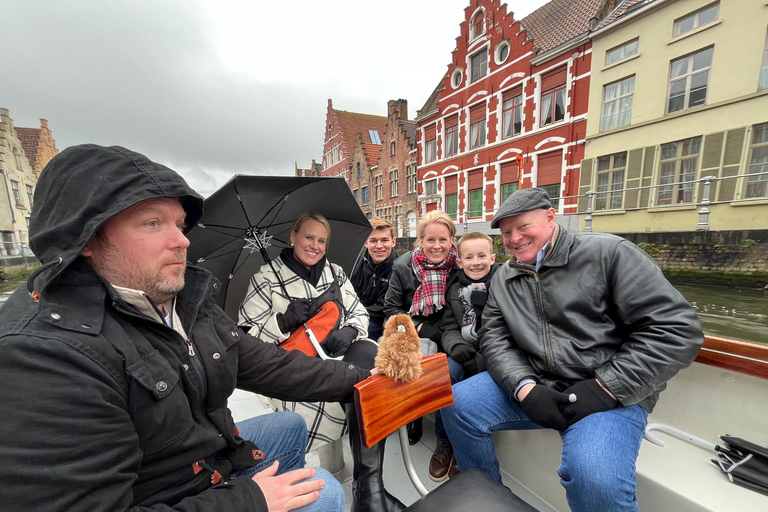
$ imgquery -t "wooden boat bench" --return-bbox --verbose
[354,353,536,511]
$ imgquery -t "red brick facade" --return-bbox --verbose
[416,0,599,228]
[322,99,387,180]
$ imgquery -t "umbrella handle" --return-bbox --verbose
[644,422,717,452]
[304,324,343,361]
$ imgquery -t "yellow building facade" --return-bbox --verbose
[579,0,768,232]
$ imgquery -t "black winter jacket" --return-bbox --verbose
[480,227,704,413]
[0,145,369,511]
[383,251,459,341]
[350,250,398,324]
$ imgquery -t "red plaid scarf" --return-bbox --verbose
[409,245,457,317]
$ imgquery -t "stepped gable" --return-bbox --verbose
[521,0,603,54]
[14,127,41,169]
[334,109,387,166]
[402,120,417,149]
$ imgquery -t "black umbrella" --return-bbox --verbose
[712,434,768,496]
[186,175,372,321]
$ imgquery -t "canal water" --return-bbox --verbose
[2,274,766,345]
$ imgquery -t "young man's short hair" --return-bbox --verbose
[457,232,494,255]
[369,217,396,238]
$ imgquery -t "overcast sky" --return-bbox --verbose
[2,0,547,194]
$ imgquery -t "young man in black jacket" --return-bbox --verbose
[0,144,373,512]
[350,217,398,340]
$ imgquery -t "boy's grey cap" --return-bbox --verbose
[490,187,552,228]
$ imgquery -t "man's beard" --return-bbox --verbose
[89,235,187,305]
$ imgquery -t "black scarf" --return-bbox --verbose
[280,247,327,288]
[457,263,499,343]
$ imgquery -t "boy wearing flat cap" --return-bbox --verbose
[441,187,704,512]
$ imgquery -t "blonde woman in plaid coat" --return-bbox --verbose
[239,212,406,512]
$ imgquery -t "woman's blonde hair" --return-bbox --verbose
[291,212,331,242]
[415,210,456,245]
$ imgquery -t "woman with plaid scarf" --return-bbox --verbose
[383,210,461,445]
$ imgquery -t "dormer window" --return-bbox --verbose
[470,11,485,40]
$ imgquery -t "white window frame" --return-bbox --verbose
[470,118,486,149]
[407,165,417,194]
[502,93,523,138]
[390,169,399,197]
[667,47,713,114]
[470,49,488,82]
[658,137,701,205]
[424,138,437,164]
[375,175,383,201]
[746,123,768,199]
[605,38,639,65]
[469,11,485,41]
[601,76,635,131]
[540,85,566,127]
[674,2,719,37]
[595,153,627,210]
[445,122,459,156]
[760,29,768,90]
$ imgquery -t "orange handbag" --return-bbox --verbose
[280,300,342,357]
[279,267,345,357]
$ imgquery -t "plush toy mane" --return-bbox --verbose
[375,314,423,383]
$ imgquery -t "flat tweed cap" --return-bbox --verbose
[490,187,552,229]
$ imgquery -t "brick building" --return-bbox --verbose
[348,130,382,219]
[0,109,57,260]
[15,118,58,179]
[372,99,419,237]
[321,99,387,181]
[416,0,601,233]
[294,159,322,177]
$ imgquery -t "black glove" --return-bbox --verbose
[561,379,618,426]
[450,345,478,373]
[519,385,572,431]
[417,322,443,343]
[276,299,311,334]
[323,326,357,357]
[450,344,476,364]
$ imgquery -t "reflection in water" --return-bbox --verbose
[673,282,768,346]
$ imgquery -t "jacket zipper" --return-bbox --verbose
[532,272,554,370]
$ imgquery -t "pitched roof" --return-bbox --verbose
[364,143,383,167]
[416,74,446,121]
[521,0,603,54]
[334,109,388,149]
[14,127,41,169]
[594,0,660,31]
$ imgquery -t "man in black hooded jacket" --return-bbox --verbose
[350,217,398,340]
[0,144,371,511]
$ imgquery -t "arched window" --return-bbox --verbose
[471,12,485,40]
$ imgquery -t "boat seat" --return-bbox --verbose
[354,353,535,511]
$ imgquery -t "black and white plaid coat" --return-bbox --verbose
[238,256,369,450]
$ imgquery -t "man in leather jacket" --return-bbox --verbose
[0,144,371,511]
[441,188,704,512]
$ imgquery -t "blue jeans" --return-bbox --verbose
[441,371,647,512]
[434,356,465,441]
[367,321,383,341]
[230,412,345,512]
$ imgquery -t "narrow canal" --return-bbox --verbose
[2,274,766,345]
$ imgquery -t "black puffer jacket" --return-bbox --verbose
[480,227,704,413]
[350,250,398,324]
[0,145,369,511]
[383,251,459,340]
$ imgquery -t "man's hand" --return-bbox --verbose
[519,385,572,430]
[251,461,323,511]
[561,379,618,426]
[450,344,476,364]
[323,326,357,357]
[277,299,311,334]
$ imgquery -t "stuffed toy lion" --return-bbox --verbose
[375,314,423,383]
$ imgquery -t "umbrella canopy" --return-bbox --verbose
[186,175,372,321]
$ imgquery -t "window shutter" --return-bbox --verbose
[500,161,519,183]
[537,151,562,186]
[541,67,566,92]
[470,103,485,124]
[425,124,436,141]
[468,170,483,190]
[502,86,522,103]
[577,159,593,212]
[445,114,459,128]
[445,175,458,195]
